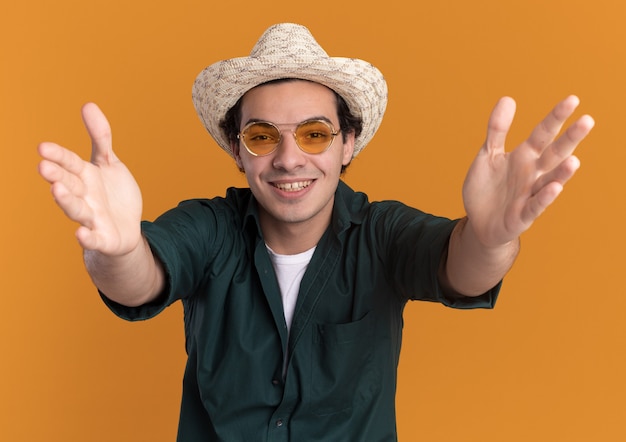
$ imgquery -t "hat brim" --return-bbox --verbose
[192,54,387,158]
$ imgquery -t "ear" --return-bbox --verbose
[232,142,245,171]
[341,132,355,166]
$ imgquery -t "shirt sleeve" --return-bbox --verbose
[100,199,226,321]
[374,202,499,309]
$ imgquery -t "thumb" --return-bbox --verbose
[81,102,116,165]
[484,96,516,155]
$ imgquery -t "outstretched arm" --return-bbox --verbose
[440,95,595,296]
[38,103,164,306]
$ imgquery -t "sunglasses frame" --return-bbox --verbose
[237,119,341,157]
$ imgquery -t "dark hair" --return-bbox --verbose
[219,79,363,172]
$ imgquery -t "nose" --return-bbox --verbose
[272,132,306,171]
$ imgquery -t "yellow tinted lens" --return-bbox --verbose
[295,120,335,153]
[242,122,280,155]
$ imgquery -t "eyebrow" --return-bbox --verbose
[242,115,335,127]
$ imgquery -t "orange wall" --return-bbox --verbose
[2,1,625,440]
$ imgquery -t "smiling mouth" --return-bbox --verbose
[272,180,313,192]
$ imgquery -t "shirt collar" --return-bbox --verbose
[239,188,263,240]
[331,180,368,236]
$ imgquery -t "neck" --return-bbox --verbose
[259,206,332,255]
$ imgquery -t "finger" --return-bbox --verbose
[532,155,581,195]
[484,96,516,155]
[526,95,580,153]
[521,181,564,225]
[38,158,88,197]
[38,144,91,197]
[81,103,115,166]
[49,180,94,227]
[537,114,595,171]
[75,225,99,250]
[38,157,67,184]
[38,142,88,178]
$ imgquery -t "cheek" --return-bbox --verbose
[238,155,269,181]
[324,155,346,177]
[234,146,259,173]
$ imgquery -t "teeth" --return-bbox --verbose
[273,181,312,192]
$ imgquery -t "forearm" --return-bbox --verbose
[84,235,165,307]
[440,217,520,297]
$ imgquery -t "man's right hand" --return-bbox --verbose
[38,103,143,256]
[39,103,164,306]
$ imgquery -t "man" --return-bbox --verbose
[38,23,594,441]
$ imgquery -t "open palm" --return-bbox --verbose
[38,103,143,256]
[462,96,594,248]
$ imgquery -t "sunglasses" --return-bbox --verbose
[237,119,341,156]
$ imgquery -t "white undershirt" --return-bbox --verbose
[266,245,316,334]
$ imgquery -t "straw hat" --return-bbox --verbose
[192,23,388,158]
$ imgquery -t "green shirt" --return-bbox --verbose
[103,181,498,441]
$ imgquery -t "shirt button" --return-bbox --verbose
[272,379,280,386]
[276,419,284,427]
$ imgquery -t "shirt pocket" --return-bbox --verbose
[309,312,379,416]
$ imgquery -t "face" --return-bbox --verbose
[233,80,354,235]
